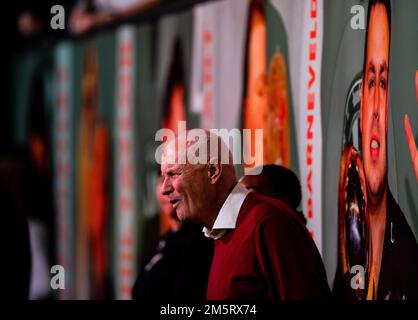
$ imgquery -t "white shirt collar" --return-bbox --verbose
[203,182,250,240]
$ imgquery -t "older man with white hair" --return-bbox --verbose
[159,129,331,299]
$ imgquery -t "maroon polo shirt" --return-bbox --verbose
[207,193,331,300]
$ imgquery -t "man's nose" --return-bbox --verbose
[161,176,174,196]
[373,86,380,121]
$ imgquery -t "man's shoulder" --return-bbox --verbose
[239,193,301,227]
[386,188,418,257]
[378,189,418,299]
[244,192,291,210]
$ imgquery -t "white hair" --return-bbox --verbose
[162,129,233,166]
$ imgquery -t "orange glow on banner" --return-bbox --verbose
[55,44,74,299]
[115,26,136,299]
[243,0,291,172]
[160,41,187,235]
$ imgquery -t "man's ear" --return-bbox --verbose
[385,101,388,135]
[360,80,364,135]
[207,163,222,184]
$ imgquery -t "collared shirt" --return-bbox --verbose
[377,188,418,300]
[203,182,250,240]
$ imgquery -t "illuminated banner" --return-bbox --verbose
[190,1,215,129]
[296,0,323,253]
[190,0,247,130]
[54,43,75,299]
[75,42,109,299]
[323,0,418,298]
[114,26,137,300]
[75,43,97,300]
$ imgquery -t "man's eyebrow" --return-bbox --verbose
[379,62,388,74]
[367,64,375,75]
[164,168,173,175]
[165,167,181,175]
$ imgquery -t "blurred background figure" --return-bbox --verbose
[1,149,32,299]
[0,144,53,299]
[132,170,214,301]
[158,37,187,234]
[242,0,267,173]
[240,164,307,225]
[69,0,163,35]
[11,0,75,48]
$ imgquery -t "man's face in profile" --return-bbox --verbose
[241,173,273,194]
[244,4,267,131]
[243,3,267,173]
[160,139,212,225]
[360,3,390,204]
[160,161,210,223]
[156,173,176,219]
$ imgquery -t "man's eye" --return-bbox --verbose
[368,78,375,89]
[168,172,179,177]
[379,78,386,89]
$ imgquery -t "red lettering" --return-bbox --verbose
[307,144,313,166]
[119,92,130,107]
[120,42,132,66]
[120,73,132,87]
[310,21,317,39]
[121,285,133,297]
[307,115,314,140]
[118,93,125,107]
[119,267,132,278]
[118,70,132,106]
[120,138,131,155]
[204,55,212,68]
[120,162,132,189]
[307,170,313,194]
[121,234,132,246]
[307,92,315,111]
[57,94,68,109]
[309,43,316,61]
[120,252,133,262]
[308,197,313,218]
[119,194,133,211]
[204,92,212,118]
[310,0,317,19]
[57,68,68,82]
[57,138,68,153]
[120,53,131,67]
[58,190,68,202]
[204,29,212,44]
[308,65,315,89]
[119,115,132,131]
[58,119,69,133]
[58,162,69,176]
[204,73,212,84]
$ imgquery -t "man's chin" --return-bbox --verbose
[170,210,180,221]
[367,177,386,205]
[176,210,186,221]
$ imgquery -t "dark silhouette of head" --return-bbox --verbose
[241,164,306,225]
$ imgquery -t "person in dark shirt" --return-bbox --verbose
[159,130,331,299]
[1,189,31,299]
[357,0,418,299]
[132,171,213,301]
[240,164,307,225]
